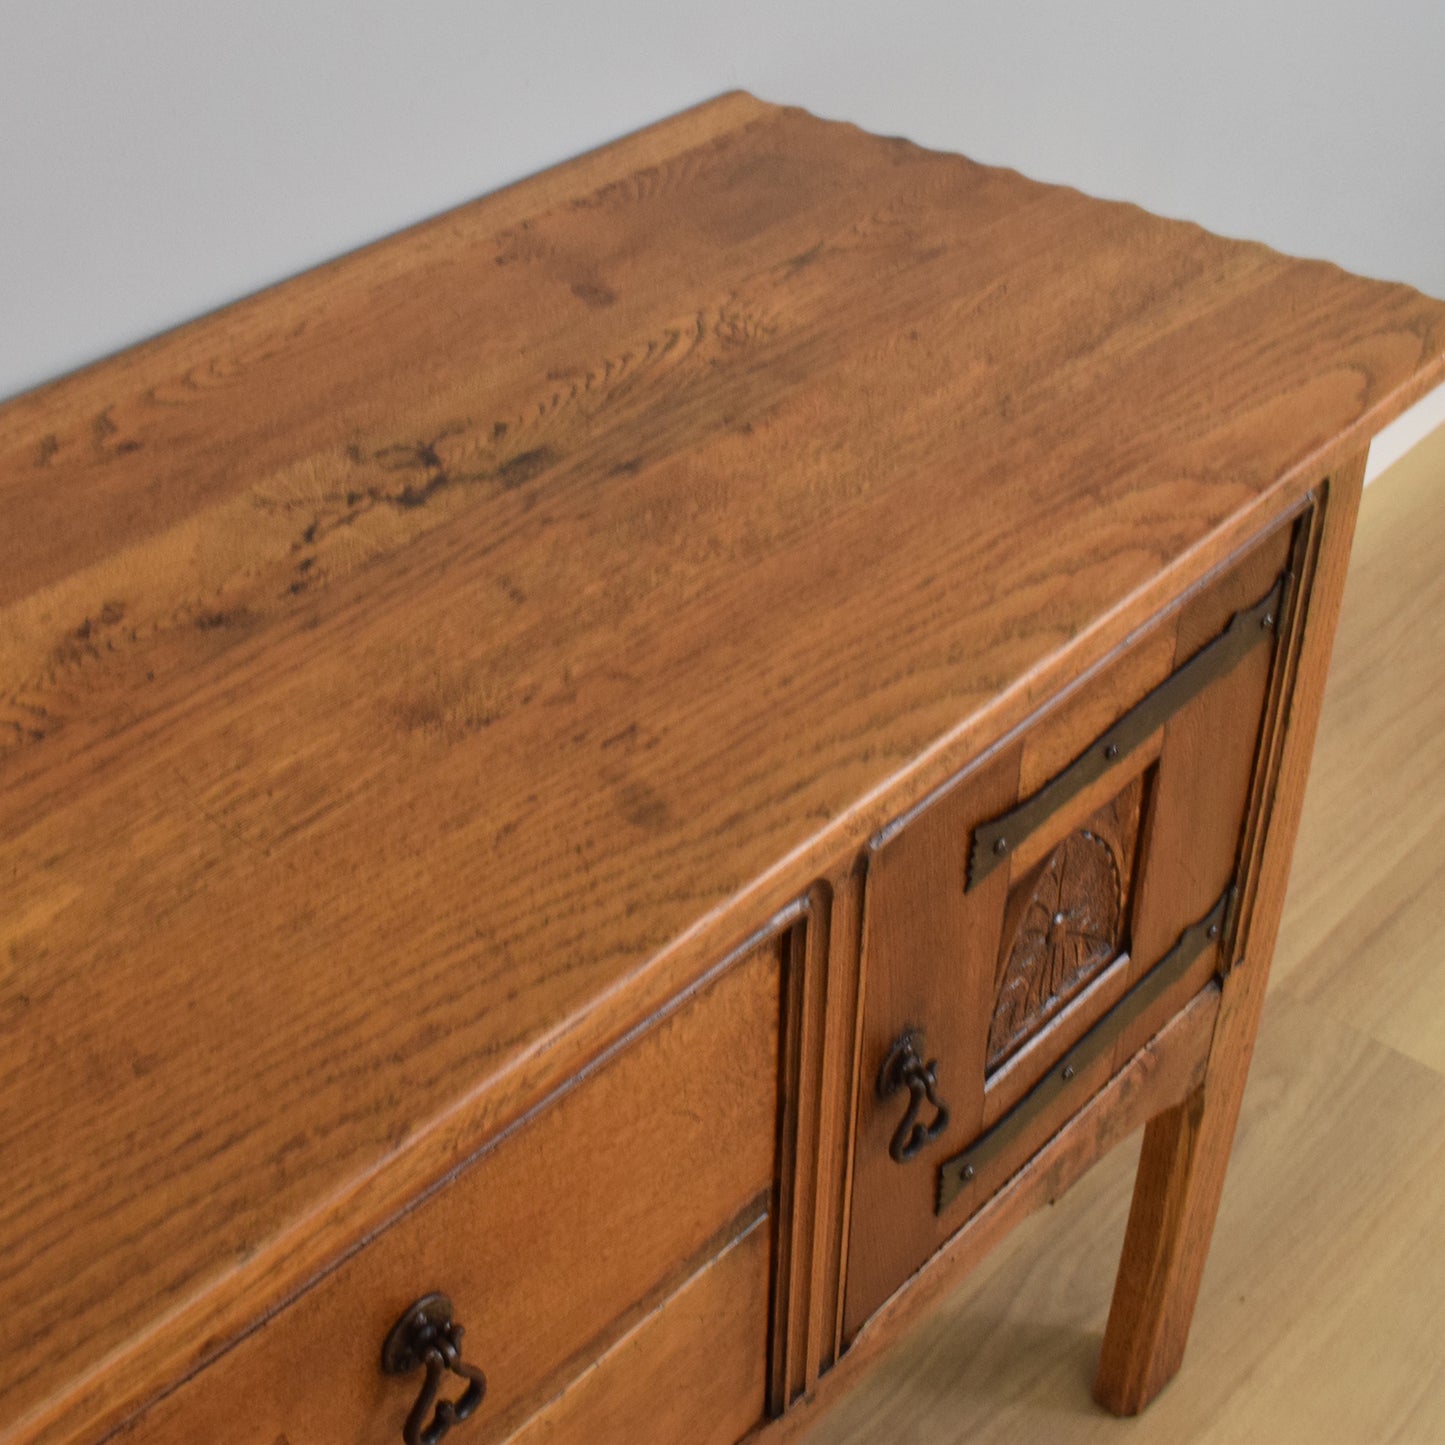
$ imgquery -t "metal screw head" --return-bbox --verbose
[1061,1064,1075,1081]
[1104,743,1119,760]
[961,1163,975,1183]
[1207,923,1220,939]
[993,837,1009,856]
[383,1294,457,1375]
[1262,613,1275,629]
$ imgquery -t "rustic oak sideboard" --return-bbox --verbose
[3,92,1443,1445]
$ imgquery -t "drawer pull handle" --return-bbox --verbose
[382,1293,487,1445]
[878,1030,951,1162]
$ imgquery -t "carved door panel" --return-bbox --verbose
[843,511,1304,1340]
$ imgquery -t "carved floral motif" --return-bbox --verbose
[987,829,1123,1069]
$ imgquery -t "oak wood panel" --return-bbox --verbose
[506,1217,772,1445]
[4,91,1444,1440]
[107,936,781,1444]
[1124,513,1295,975]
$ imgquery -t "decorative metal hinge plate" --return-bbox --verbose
[968,573,1288,890]
[935,886,1234,1215]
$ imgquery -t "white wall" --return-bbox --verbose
[3,1,1444,406]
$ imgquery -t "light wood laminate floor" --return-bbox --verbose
[807,422,1445,1445]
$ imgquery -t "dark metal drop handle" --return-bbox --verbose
[382,1294,487,1445]
[878,1030,951,1162]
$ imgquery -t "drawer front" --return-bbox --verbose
[844,512,1301,1337]
[506,1218,771,1445]
[118,935,784,1444]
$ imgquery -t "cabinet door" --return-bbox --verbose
[843,514,1301,1338]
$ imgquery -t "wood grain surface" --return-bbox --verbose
[801,423,1445,1444]
[3,89,1443,1439]
[504,1218,772,1445]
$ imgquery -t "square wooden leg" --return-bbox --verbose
[1094,1073,1231,1413]
[1095,450,1367,1416]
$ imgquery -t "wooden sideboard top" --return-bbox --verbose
[3,90,1443,1437]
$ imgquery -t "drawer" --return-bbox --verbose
[116,934,784,1444]
[844,510,1303,1337]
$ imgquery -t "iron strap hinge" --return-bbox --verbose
[935,885,1234,1216]
[968,571,1288,890]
